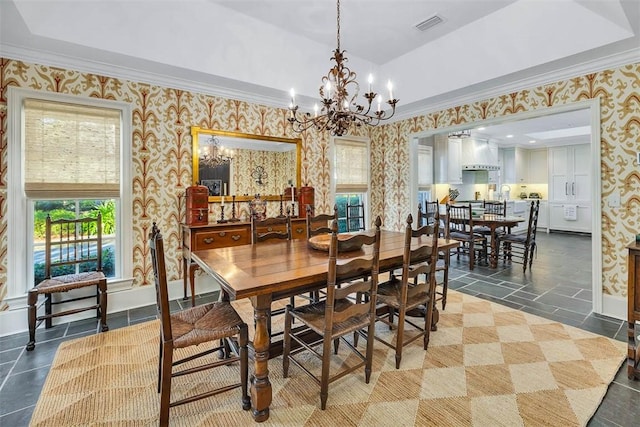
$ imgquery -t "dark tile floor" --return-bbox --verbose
[0,232,638,425]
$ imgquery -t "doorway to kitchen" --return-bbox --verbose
[409,99,604,317]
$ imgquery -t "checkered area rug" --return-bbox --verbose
[31,291,626,426]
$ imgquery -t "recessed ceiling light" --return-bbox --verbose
[477,127,485,131]
[506,134,514,138]
[529,140,536,144]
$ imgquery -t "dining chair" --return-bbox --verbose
[498,200,540,272]
[418,203,450,310]
[26,214,108,351]
[306,205,338,238]
[445,203,487,270]
[282,217,381,410]
[375,214,439,368]
[251,215,297,333]
[149,224,250,425]
[346,200,365,232]
[474,199,508,248]
[251,215,292,243]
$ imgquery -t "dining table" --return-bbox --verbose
[472,214,526,268]
[191,229,459,422]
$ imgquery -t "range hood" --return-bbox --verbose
[462,164,500,171]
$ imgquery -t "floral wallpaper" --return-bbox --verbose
[0,58,638,309]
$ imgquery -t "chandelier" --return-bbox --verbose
[199,135,233,167]
[448,129,471,139]
[287,0,399,136]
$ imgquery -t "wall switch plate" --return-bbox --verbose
[607,193,620,208]
[637,151,640,165]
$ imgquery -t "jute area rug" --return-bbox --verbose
[31,290,626,426]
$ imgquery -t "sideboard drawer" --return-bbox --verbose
[193,227,250,250]
[291,218,307,240]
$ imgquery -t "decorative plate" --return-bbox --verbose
[307,233,363,252]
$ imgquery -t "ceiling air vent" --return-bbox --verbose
[415,14,444,32]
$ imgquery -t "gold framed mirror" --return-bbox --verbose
[191,127,302,202]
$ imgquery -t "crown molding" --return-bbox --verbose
[2,43,638,123]
[0,43,289,111]
[388,47,640,123]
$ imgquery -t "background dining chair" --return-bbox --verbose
[375,214,439,368]
[474,199,507,250]
[149,224,250,425]
[346,200,365,232]
[251,215,296,333]
[282,217,381,410]
[498,200,540,272]
[251,215,292,243]
[26,214,108,351]
[418,202,450,310]
[306,205,338,238]
[445,203,487,270]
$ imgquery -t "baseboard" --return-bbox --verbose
[601,294,626,321]
[0,275,221,337]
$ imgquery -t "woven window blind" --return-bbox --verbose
[335,139,368,192]
[24,98,121,198]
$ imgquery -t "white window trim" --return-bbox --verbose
[331,136,371,228]
[6,87,133,304]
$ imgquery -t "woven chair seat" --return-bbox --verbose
[377,278,429,311]
[171,301,245,348]
[449,231,485,242]
[501,233,527,243]
[34,271,106,294]
[290,298,369,337]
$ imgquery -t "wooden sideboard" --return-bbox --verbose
[628,241,640,380]
[181,218,307,305]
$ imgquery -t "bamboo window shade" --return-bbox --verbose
[24,98,121,199]
[335,139,368,192]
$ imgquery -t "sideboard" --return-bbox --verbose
[628,241,640,380]
[181,218,307,306]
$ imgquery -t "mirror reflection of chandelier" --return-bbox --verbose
[448,129,471,139]
[287,0,399,137]
[199,135,233,167]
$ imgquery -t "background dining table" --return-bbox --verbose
[191,229,459,422]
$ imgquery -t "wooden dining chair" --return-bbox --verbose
[346,200,366,232]
[498,200,540,272]
[445,203,487,270]
[306,205,338,238]
[375,214,439,368]
[26,214,108,351]
[417,203,450,310]
[474,199,508,249]
[282,217,381,410]
[149,224,250,425]
[251,215,292,243]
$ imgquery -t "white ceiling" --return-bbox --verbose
[470,108,592,148]
[1,0,639,119]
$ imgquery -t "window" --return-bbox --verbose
[333,138,370,232]
[7,87,132,300]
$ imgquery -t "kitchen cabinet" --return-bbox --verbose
[537,200,548,229]
[418,145,433,185]
[505,200,529,234]
[528,149,548,183]
[548,144,591,233]
[434,134,462,184]
[501,147,529,184]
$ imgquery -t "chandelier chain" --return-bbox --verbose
[336,0,340,52]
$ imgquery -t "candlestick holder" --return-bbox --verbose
[277,194,286,218]
[290,202,297,218]
[229,195,240,222]
[217,205,228,223]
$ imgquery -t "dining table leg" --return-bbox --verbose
[249,294,273,422]
[489,228,499,268]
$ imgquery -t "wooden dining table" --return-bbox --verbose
[191,229,459,422]
[472,214,526,268]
